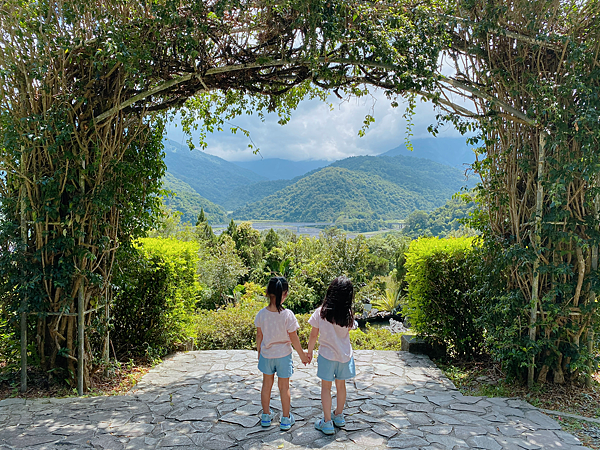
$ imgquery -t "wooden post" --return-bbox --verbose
[77,282,84,396]
[77,160,85,396]
[588,176,599,388]
[528,130,546,388]
[19,186,27,393]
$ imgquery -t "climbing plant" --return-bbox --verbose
[439,0,600,385]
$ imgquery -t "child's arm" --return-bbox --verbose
[256,327,263,360]
[289,331,309,365]
[307,326,319,364]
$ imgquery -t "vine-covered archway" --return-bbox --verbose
[0,0,598,392]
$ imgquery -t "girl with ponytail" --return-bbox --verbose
[254,276,308,430]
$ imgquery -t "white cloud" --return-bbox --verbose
[164,89,468,162]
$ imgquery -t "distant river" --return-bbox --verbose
[211,222,394,238]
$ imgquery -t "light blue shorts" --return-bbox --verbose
[258,353,294,378]
[317,354,356,381]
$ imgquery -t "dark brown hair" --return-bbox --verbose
[320,276,354,328]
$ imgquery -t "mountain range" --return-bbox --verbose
[162,137,476,227]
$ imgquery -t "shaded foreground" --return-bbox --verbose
[0,350,588,449]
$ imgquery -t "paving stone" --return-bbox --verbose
[449,402,488,414]
[387,435,429,448]
[524,410,562,430]
[90,434,126,450]
[453,425,489,439]
[425,434,468,448]
[467,435,503,450]
[112,423,155,437]
[220,412,260,428]
[372,423,398,438]
[494,436,542,449]
[159,433,195,446]
[348,430,386,446]
[175,408,218,421]
[553,429,584,446]
[418,425,452,435]
[406,412,435,426]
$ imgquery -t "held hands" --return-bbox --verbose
[299,350,310,366]
[307,350,313,364]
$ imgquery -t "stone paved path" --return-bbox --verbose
[0,350,589,449]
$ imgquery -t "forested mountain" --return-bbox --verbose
[162,173,228,224]
[382,137,478,169]
[232,166,461,223]
[221,179,294,211]
[330,155,473,199]
[163,139,267,205]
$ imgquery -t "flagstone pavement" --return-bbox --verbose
[0,350,590,449]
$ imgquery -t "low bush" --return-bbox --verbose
[350,326,404,350]
[0,313,19,373]
[404,237,484,358]
[112,238,200,358]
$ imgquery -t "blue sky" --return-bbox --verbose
[164,89,469,162]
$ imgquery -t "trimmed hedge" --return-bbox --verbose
[112,238,200,358]
[404,237,483,358]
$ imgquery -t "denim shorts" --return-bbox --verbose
[258,353,294,378]
[317,354,356,381]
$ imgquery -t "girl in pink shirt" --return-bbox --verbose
[307,276,356,435]
[255,277,308,430]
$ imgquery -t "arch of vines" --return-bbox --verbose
[0,0,598,391]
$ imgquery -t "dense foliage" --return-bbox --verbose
[445,0,600,384]
[162,173,228,224]
[403,195,477,239]
[111,238,200,358]
[404,237,484,358]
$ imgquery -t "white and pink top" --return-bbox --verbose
[254,308,299,359]
[309,306,354,363]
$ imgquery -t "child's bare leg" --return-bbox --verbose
[320,380,333,422]
[334,379,346,415]
[262,374,275,414]
[278,377,291,418]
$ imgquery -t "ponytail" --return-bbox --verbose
[266,276,289,312]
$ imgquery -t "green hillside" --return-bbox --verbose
[232,167,447,222]
[330,155,472,202]
[163,139,267,206]
[162,173,228,224]
[222,179,294,211]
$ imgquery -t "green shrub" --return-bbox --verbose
[112,238,200,358]
[350,326,404,350]
[404,237,483,358]
[0,313,19,373]
[195,301,263,350]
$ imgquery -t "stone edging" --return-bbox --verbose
[542,408,600,425]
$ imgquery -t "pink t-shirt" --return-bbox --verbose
[309,307,354,363]
[254,308,299,359]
